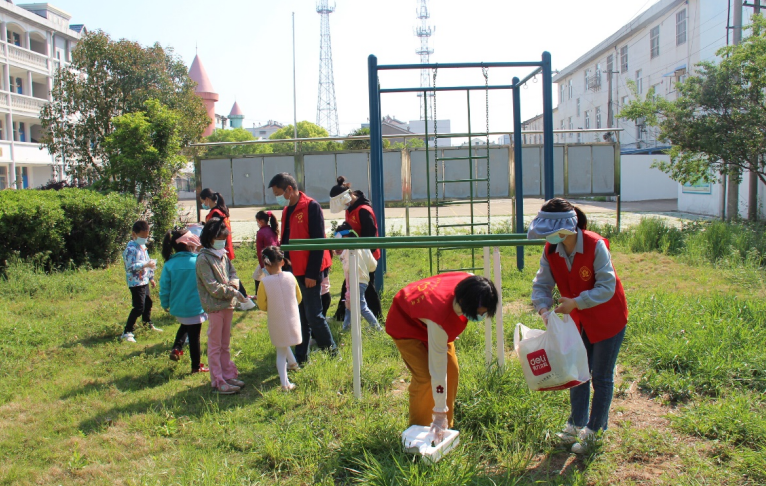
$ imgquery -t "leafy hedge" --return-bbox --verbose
[0,188,141,269]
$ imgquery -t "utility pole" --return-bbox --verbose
[744,1,763,219]
[727,0,743,220]
[292,12,298,152]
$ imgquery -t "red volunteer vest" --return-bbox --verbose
[281,192,332,277]
[546,230,628,343]
[346,204,381,260]
[386,272,471,343]
[206,208,235,261]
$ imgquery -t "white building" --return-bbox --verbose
[0,2,82,190]
[408,119,451,147]
[246,120,284,140]
[552,0,727,150]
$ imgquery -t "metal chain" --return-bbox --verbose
[483,66,490,234]
[432,67,439,237]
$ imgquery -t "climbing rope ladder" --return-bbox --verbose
[426,66,492,274]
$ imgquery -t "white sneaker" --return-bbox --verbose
[571,427,598,454]
[146,322,163,332]
[121,332,136,343]
[555,423,581,445]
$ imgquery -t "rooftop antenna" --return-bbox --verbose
[415,0,435,120]
[316,0,340,136]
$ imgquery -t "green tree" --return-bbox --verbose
[619,16,766,220]
[343,127,390,150]
[269,121,342,153]
[204,128,273,156]
[391,138,425,149]
[101,99,187,236]
[40,30,208,182]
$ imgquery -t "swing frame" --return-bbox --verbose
[367,53,557,286]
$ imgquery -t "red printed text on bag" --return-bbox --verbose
[527,349,552,376]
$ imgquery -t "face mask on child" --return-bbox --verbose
[135,237,148,246]
[212,239,226,251]
[201,203,210,210]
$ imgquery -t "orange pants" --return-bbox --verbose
[394,338,459,428]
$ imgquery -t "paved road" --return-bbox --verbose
[178,198,709,242]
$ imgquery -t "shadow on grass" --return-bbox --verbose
[524,448,586,484]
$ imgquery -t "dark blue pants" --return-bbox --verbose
[294,275,336,364]
[568,326,626,431]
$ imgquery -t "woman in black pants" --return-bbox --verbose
[328,176,382,320]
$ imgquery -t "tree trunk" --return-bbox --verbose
[749,161,759,221]
[727,174,739,221]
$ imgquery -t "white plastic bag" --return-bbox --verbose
[513,312,590,392]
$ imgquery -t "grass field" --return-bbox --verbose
[1,223,765,485]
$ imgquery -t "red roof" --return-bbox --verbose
[189,54,216,94]
[229,101,244,117]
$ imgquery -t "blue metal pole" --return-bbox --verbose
[512,78,524,271]
[542,51,554,201]
[368,54,385,291]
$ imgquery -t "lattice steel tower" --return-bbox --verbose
[316,0,340,135]
[415,0,435,119]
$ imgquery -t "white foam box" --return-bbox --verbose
[401,425,460,463]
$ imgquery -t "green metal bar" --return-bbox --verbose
[437,156,490,161]
[281,239,546,251]
[437,222,491,228]
[424,93,433,275]
[436,178,489,184]
[435,199,490,206]
[439,267,485,273]
[288,233,528,245]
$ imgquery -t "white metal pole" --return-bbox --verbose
[292,12,298,153]
[493,246,505,370]
[483,246,492,366]
[349,249,363,399]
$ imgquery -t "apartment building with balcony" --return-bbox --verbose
[552,0,727,151]
[0,2,82,190]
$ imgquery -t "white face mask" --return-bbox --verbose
[329,190,353,214]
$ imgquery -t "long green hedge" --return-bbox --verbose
[0,188,141,269]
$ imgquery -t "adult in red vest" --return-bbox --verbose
[528,198,628,455]
[268,173,336,365]
[329,176,382,319]
[200,188,247,298]
[386,272,498,444]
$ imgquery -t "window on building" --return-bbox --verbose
[568,117,573,139]
[607,55,614,75]
[596,107,602,129]
[585,111,590,129]
[560,84,565,103]
[622,95,629,107]
[650,25,660,59]
[0,119,4,140]
[676,10,687,45]
[576,98,581,117]
[18,122,25,142]
[651,83,662,100]
[0,166,6,190]
[620,46,628,73]
[15,166,28,189]
[584,69,590,90]
[568,79,573,98]
[15,78,22,95]
[8,32,20,47]
[637,124,644,141]
[636,69,643,94]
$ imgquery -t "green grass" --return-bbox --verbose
[1,237,765,484]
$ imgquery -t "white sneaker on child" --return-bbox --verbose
[555,423,581,445]
[571,427,598,454]
[121,332,136,343]
[281,383,296,391]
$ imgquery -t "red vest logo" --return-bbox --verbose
[296,212,304,223]
[527,349,552,376]
[579,266,593,281]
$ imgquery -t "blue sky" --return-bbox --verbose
[51,0,656,137]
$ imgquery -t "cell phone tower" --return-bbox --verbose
[415,0,435,119]
[316,0,340,136]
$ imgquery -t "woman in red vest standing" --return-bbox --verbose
[528,198,628,454]
[329,176,382,319]
[386,272,498,444]
[268,173,336,365]
[200,188,247,298]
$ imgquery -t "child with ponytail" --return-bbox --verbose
[256,246,302,391]
[253,210,280,295]
[160,228,209,374]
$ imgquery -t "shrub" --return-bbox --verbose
[0,188,141,270]
[619,217,684,254]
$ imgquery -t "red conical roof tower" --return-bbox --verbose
[189,54,219,137]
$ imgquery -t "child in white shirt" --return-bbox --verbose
[334,223,381,332]
[256,246,303,391]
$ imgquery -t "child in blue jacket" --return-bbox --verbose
[160,228,209,374]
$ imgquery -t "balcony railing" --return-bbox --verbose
[7,44,48,71]
[0,92,9,109]
[10,92,46,112]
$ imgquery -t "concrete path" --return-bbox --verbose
[178,198,709,242]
